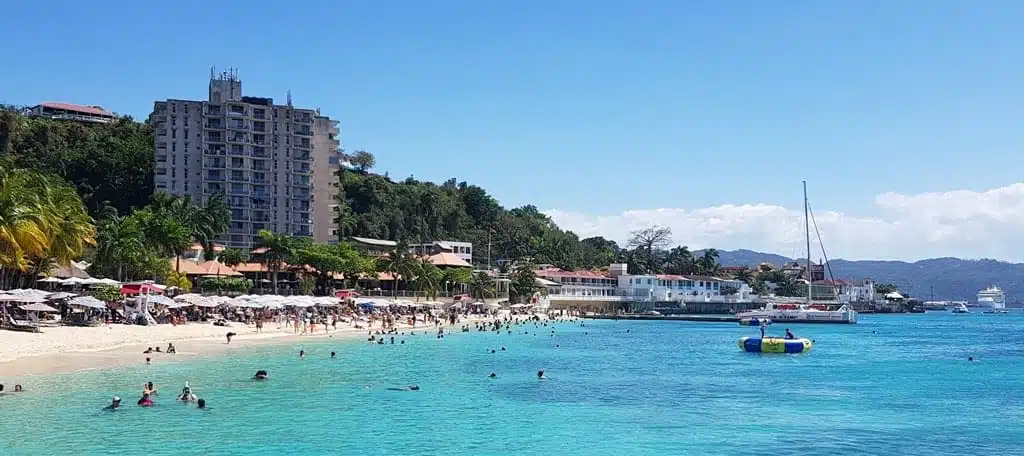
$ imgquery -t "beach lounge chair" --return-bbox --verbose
[4,313,41,333]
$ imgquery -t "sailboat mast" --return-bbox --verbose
[804,181,812,306]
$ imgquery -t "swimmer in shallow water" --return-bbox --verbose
[177,382,197,402]
[489,373,497,378]
[104,396,121,411]
[137,392,154,407]
[254,370,269,380]
[197,398,207,409]
[537,370,547,380]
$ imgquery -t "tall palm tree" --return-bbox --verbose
[255,229,293,294]
[469,271,496,300]
[151,192,231,270]
[698,248,720,276]
[93,215,145,281]
[377,242,416,297]
[413,258,442,301]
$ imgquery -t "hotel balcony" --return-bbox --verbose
[204,120,224,130]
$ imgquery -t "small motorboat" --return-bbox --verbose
[738,317,772,326]
[952,303,970,314]
[738,336,812,354]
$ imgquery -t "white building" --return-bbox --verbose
[536,268,622,301]
[536,263,757,304]
[150,68,342,249]
[410,241,473,263]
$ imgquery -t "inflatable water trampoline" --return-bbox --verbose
[738,336,812,354]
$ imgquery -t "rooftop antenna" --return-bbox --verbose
[286,90,293,107]
[210,66,215,80]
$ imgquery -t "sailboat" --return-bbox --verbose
[736,182,858,324]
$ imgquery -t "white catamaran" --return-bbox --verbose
[737,182,858,324]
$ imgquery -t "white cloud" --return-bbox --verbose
[544,183,1024,262]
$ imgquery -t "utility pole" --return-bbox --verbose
[487,229,492,271]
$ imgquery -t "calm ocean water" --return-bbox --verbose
[2,314,1023,456]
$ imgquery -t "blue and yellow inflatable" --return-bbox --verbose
[738,336,812,353]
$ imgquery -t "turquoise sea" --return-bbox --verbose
[2,314,1023,455]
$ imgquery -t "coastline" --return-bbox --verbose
[0,317,486,379]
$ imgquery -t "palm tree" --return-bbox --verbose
[0,165,95,286]
[469,271,495,300]
[219,247,247,268]
[93,215,145,281]
[413,258,443,301]
[151,192,231,270]
[735,266,753,284]
[255,230,293,294]
[697,249,720,275]
[377,242,416,297]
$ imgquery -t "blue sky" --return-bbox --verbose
[4,1,1024,260]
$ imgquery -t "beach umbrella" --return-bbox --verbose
[98,278,121,286]
[19,303,59,312]
[61,277,86,286]
[146,295,176,306]
[46,292,77,300]
[37,277,63,283]
[68,296,107,309]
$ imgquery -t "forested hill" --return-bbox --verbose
[710,249,1024,304]
[336,170,622,269]
[0,108,154,217]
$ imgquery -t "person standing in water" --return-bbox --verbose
[226,332,236,344]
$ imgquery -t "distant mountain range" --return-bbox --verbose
[707,249,1023,305]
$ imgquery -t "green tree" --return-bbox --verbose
[348,150,376,172]
[663,246,695,275]
[696,248,720,276]
[509,262,539,304]
[376,241,417,296]
[874,283,898,295]
[255,230,296,294]
[91,284,123,302]
[626,226,672,274]
[218,248,247,268]
[413,258,443,301]
[469,271,496,300]
[442,267,472,294]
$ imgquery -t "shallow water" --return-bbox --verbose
[2,314,1023,455]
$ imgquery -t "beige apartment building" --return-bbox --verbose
[151,69,342,249]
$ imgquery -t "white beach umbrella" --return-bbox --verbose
[47,292,77,300]
[80,277,104,285]
[98,278,121,286]
[146,295,176,306]
[69,296,107,309]
[20,302,58,312]
[61,277,86,286]
[37,277,63,283]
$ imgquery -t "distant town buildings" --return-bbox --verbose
[149,68,343,249]
[24,102,117,124]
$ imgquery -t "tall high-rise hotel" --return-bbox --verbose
[151,69,342,249]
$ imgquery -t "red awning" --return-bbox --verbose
[120,283,165,295]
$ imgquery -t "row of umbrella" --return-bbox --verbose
[38,277,121,286]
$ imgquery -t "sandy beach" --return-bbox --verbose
[0,316,488,379]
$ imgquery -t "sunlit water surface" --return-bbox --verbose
[2,314,1023,455]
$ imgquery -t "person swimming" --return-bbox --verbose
[137,392,154,407]
[537,370,547,380]
[386,385,421,391]
[197,398,206,409]
[104,396,121,411]
[144,382,157,396]
[145,357,152,365]
[489,373,497,378]
[177,382,197,402]
[299,350,305,358]
[254,370,269,380]
[13,384,23,392]
[330,351,336,358]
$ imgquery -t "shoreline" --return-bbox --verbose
[0,317,492,379]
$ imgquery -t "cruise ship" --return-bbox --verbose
[976,286,1006,309]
